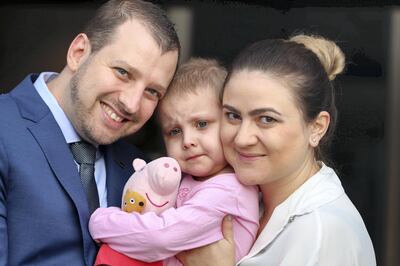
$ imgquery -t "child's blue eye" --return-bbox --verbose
[196,121,208,128]
[169,128,181,136]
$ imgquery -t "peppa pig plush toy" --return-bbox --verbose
[94,157,181,266]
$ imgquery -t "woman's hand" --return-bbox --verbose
[176,215,236,266]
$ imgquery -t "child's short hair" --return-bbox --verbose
[163,57,227,100]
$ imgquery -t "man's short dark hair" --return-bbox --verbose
[84,0,180,54]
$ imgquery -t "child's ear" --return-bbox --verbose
[308,111,330,147]
[66,33,91,72]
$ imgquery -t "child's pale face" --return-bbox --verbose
[159,88,228,180]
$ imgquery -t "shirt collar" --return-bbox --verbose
[33,72,81,144]
[246,163,344,259]
[275,163,344,217]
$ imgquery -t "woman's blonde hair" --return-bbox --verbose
[290,34,345,81]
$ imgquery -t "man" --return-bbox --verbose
[0,0,179,265]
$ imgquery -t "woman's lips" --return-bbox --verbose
[237,151,265,162]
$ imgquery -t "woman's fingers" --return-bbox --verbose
[222,215,234,245]
[175,215,236,266]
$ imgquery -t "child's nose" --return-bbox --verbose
[182,132,197,150]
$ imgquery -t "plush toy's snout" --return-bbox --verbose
[148,158,181,195]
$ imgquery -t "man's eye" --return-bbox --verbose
[146,88,162,100]
[196,121,208,129]
[115,67,128,76]
[169,128,181,136]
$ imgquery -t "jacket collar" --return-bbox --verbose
[10,74,49,123]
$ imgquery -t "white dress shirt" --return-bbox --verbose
[238,163,376,266]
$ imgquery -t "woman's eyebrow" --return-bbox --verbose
[223,104,281,116]
[222,104,239,113]
[249,108,282,116]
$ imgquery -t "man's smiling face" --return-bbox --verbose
[64,18,178,145]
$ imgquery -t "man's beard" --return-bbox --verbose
[69,68,104,145]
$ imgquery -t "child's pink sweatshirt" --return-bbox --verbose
[89,173,259,265]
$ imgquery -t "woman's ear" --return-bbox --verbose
[66,33,91,72]
[309,111,330,147]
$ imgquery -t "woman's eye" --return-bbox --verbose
[260,116,275,124]
[169,128,181,136]
[225,112,241,121]
[196,121,208,128]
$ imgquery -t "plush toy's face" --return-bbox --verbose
[122,157,182,215]
[122,189,146,213]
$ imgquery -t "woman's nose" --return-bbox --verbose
[234,122,258,147]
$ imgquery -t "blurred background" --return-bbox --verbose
[0,0,398,265]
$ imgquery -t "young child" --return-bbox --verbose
[89,58,259,265]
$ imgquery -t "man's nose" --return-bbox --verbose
[118,85,145,114]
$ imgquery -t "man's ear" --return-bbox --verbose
[66,33,91,72]
[308,111,330,147]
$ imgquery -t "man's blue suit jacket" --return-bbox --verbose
[0,74,147,265]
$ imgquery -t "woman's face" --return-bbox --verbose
[220,70,316,186]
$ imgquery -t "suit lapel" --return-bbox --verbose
[12,74,101,265]
[28,114,90,219]
[103,143,134,207]
[12,74,90,219]
[28,114,97,266]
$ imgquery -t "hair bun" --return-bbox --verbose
[290,34,345,80]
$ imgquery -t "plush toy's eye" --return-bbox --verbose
[124,201,127,205]
[139,202,144,206]
[130,198,135,204]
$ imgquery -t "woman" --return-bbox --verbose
[178,34,376,265]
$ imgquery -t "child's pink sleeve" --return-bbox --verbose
[89,186,237,262]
